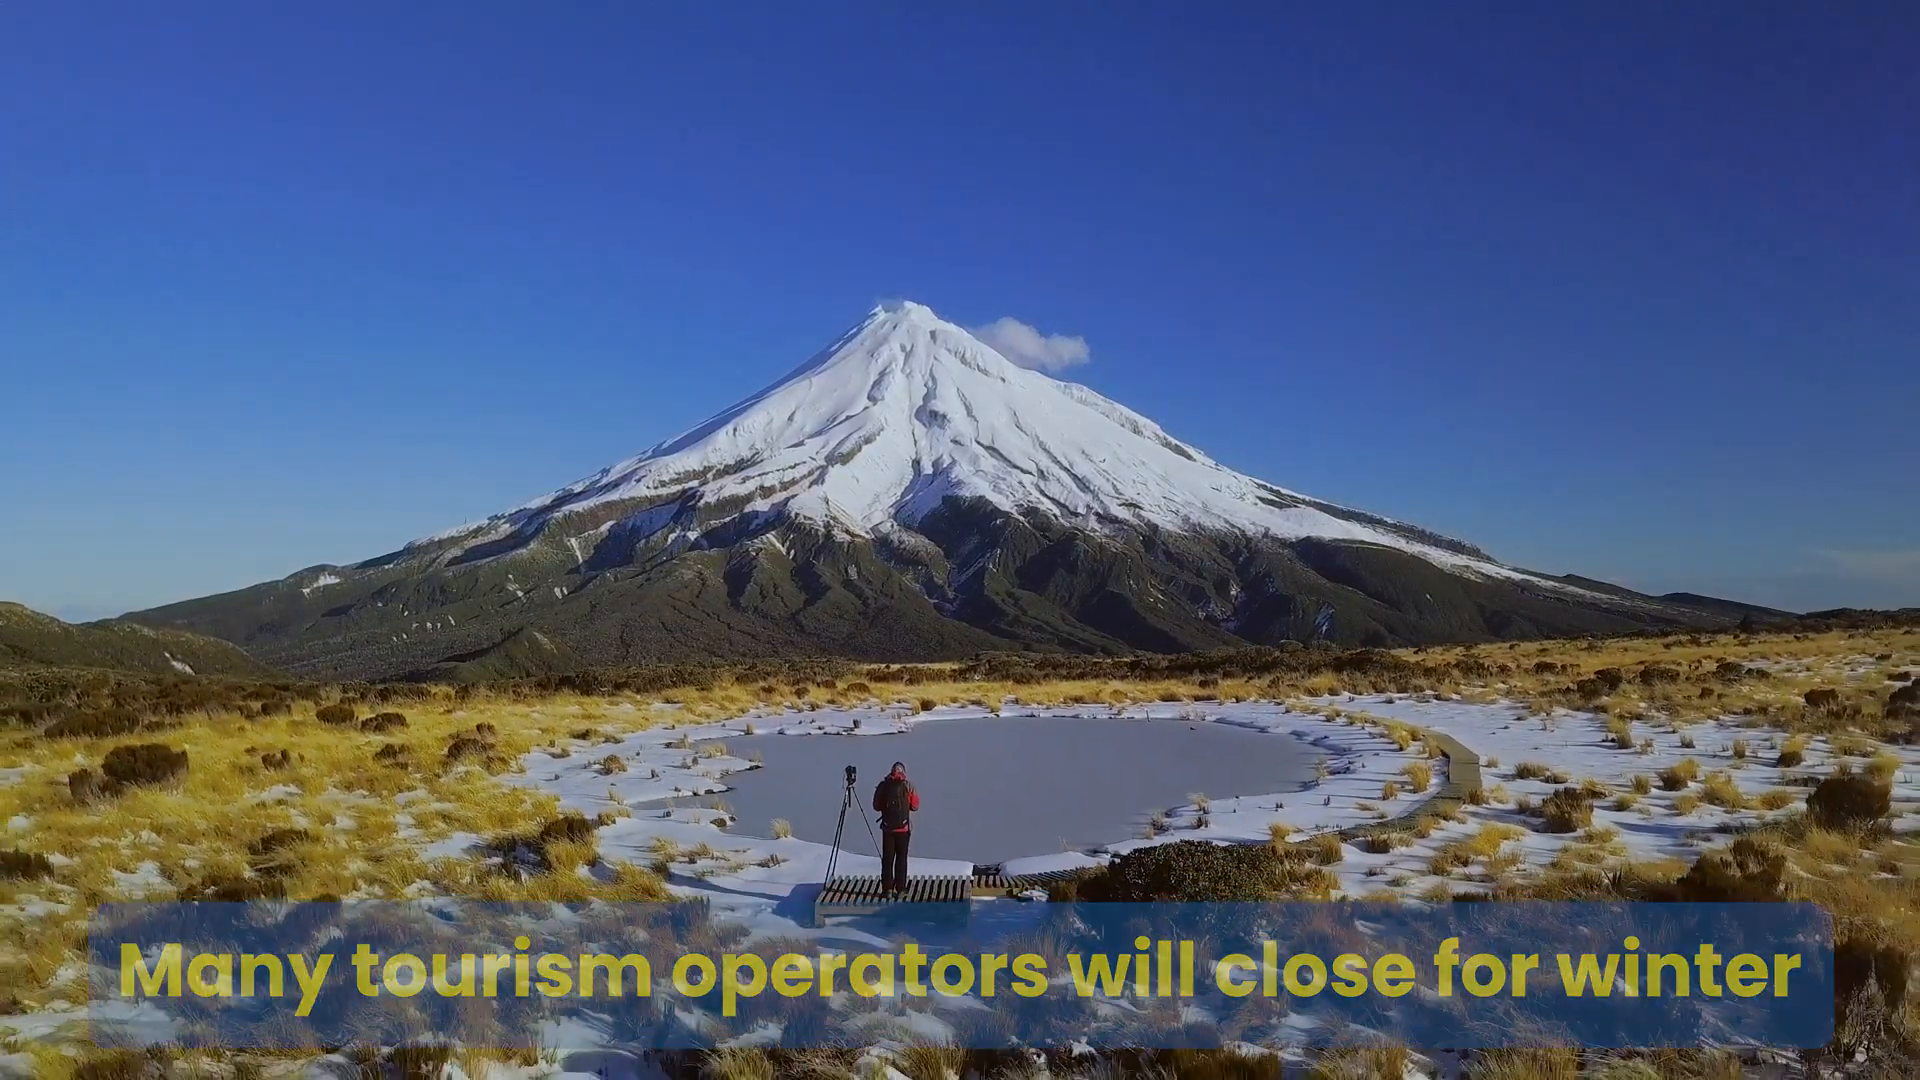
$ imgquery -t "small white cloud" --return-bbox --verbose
[1812,548,1920,583]
[971,317,1091,373]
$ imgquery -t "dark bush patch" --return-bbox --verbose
[248,828,314,859]
[474,722,498,738]
[44,707,144,739]
[1834,937,1913,1031]
[1077,840,1291,902]
[314,703,356,726]
[1636,664,1680,685]
[1892,671,1915,683]
[260,749,292,771]
[374,743,407,763]
[1890,683,1920,710]
[101,744,188,789]
[0,850,54,880]
[258,698,291,717]
[360,711,407,732]
[68,768,106,804]
[1808,775,1892,830]
[1804,689,1842,711]
[1591,667,1626,692]
[445,735,488,761]
[1665,836,1787,903]
[247,828,313,879]
[1531,661,1565,675]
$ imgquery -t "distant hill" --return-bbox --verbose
[0,602,277,677]
[1655,592,1798,621]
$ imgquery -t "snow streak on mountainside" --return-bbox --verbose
[415,301,1536,586]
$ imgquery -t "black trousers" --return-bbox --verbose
[881,829,911,892]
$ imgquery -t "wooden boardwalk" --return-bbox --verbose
[810,866,1103,924]
[810,875,972,925]
[1332,727,1484,843]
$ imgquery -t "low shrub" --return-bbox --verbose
[101,743,188,789]
[1401,762,1432,793]
[1540,789,1594,833]
[1665,835,1786,903]
[315,703,356,726]
[1807,774,1892,831]
[0,850,54,880]
[1077,840,1293,902]
[1700,771,1748,810]
[446,735,489,761]
[359,711,407,732]
[1658,759,1701,791]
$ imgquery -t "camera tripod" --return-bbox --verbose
[824,764,880,883]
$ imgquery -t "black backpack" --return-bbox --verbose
[877,778,913,828]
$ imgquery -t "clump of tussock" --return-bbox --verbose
[1540,789,1595,833]
[1658,759,1701,791]
[360,710,407,733]
[1401,762,1432,793]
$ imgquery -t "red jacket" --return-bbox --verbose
[873,774,920,832]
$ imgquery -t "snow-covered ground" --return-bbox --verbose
[502,693,1920,933]
[501,701,1425,918]
[12,692,1914,1078]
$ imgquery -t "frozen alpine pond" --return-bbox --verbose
[689,715,1323,862]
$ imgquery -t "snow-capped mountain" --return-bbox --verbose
[418,301,1498,574]
[129,302,1724,679]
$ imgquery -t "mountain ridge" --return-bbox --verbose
[124,302,1735,679]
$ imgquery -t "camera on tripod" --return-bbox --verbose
[825,764,867,883]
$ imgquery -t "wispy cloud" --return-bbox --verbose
[1812,547,1920,584]
[971,316,1091,373]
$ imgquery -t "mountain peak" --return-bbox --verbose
[402,301,1537,585]
[869,298,939,320]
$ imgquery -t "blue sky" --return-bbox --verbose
[3,3,1915,620]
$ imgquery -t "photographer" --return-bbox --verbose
[871,761,920,898]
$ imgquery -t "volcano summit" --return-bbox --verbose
[129,302,1729,679]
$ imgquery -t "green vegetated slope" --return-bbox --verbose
[0,602,278,677]
[124,494,1730,682]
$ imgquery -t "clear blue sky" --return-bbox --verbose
[3,3,1915,620]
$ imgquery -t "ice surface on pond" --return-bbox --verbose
[685,715,1323,861]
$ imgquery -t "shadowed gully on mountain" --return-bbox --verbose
[127,303,1738,679]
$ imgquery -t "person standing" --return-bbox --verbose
[872,761,919,898]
